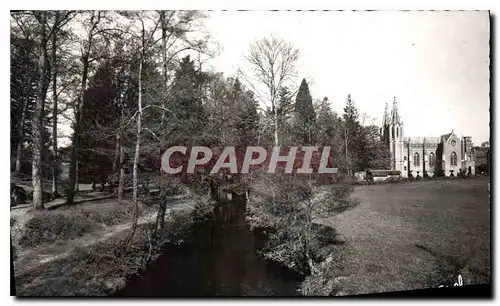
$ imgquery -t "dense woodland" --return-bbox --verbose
[11,11,392,292]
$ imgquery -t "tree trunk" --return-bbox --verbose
[155,195,167,231]
[160,11,169,125]
[67,12,98,204]
[66,52,90,204]
[75,161,79,191]
[154,11,169,232]
[273,113,279,147]
[117,107,125,201]
[13,70,32,173]
[407,140,411,177]
[128,58,143,245]
[272,94,279,147]
[117,72,128,201]
[161,11,168,89]
[345,127,349,176]
[118,140,125,201]
[111,129,120,193]
[32,12,49,210]
[422,138,426,177]
[14,95,28,174]
[51,12,60,197]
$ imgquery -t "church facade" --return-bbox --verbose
[380,97,476,178]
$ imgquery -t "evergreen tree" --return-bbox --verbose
[315,97,344,166]
[315,97,336,144]
[343,94,359,124]
[358,125,391,170]
[277,87,294,123]
[78,60,120,184]
[203,72,229,145]
[341,94,362,175]
[232,78,260,146]
[168,55,207,145]
[203,75,259,146]
[276,87,295,145]
[294,78,316,145]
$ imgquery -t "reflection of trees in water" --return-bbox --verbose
[204,195,249,295]
[117,194,302,296]
[207,195,303,296]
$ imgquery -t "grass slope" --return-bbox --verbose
[321,177,490,295]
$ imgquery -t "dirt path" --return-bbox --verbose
[13,195,196,280]
[15,212,155,276]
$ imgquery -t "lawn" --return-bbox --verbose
[322,176,491,296]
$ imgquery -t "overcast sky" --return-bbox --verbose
[203,10,490,144]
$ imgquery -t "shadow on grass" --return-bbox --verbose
[414,243,490,287]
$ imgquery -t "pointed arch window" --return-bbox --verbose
[396,126,399,138]
[429,153,436,167]
[414,153,420,167]
[451,152,458,166]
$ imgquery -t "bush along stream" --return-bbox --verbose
[115,192,304,297]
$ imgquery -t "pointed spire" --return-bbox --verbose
[391,96,401,125]
[382,102,390,126]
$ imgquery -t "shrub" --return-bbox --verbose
[247,174,356,276]
[79,208,133,227]
[385,176,401,184]
[435,169,445,177]
[11,183,27,206]
[299,255,340,296]
[18,212,103,248]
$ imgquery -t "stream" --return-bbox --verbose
[116,192,304,296]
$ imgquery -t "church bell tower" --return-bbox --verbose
[381,97,404,172]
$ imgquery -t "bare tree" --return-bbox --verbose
[14,91,29,175]
[50,11,60,197]
[131,51,145,246]
[31,11,50,209]
[66,11,103,205]
[115,69,129,201]
[125,11,162,244]
[245,36,299,146]
[11,13,35,175]
[127,10,212,238]
[131,10,213,233]
[117,108,126,201]
[48,11,76,198]
[11,16,39,175]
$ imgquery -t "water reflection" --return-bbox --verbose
[117,193,303,296]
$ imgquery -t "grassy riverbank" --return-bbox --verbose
[11,193,205,296]
[319,176,490,295]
